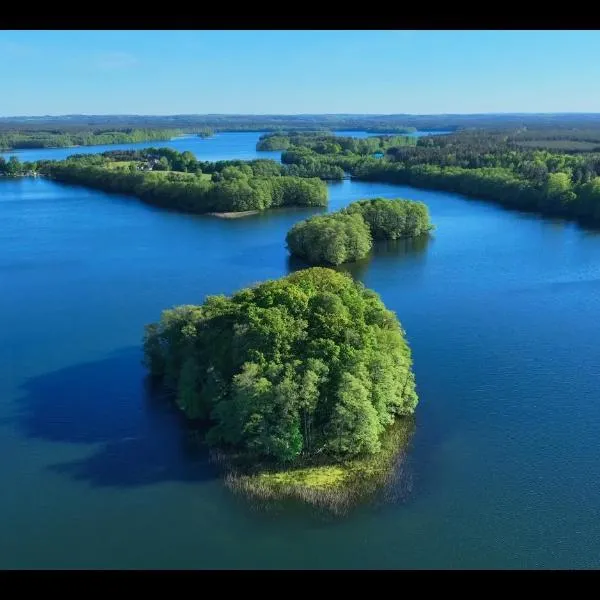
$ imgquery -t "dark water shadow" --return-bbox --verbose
[286,235,432,280]
[17,347,217,488]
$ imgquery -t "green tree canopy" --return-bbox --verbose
[143,268,418,463]
[286,198,434,266]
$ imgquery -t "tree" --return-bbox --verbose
[327,373,382,457]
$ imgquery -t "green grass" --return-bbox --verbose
[212,417,415,515]
[105,161,136,170]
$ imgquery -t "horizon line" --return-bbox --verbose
[3,112,600,119]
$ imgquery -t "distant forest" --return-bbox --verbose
[5,114,600,151]
[4,113,600,135]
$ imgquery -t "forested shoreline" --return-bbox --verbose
[37,149,327,213]
[0,128,183,150]
[279,128,600,224]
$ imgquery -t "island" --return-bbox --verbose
[286,198,434,266]
[35,148,328,214]
[143,267,418,512]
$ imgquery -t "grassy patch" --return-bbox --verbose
[105,161,136,170]
[212,417,415,515]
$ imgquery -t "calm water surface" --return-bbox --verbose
[0,132,282,164]
[1,133,600,568]
[1,130,448,163]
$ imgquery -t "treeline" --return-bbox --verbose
[363,126,417,134]
[9,113,600,133]
[100,146,345,182]
[0,114,423,133]
[0,128,182,150]
[417,127,600,153]
[286,198,433,266]
[143,267,418,463]
[256,131,327,151]
[100,147,285,177]
[0,156,38,176]
[278,134,417,179]
[277,129,600,223]
[354,161,600,221]
[260,132,416,155]
[42,156,327,213]
[195,128,214,138]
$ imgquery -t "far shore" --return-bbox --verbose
[1,135,184,154]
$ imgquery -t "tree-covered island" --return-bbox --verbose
[143,267,418,511]
[287,198,434,266]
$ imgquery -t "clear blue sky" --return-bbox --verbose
[2,30,600,116]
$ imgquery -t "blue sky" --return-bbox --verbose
[2,30,600,116]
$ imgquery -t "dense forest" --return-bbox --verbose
[6,112,600,133]
[39,149,327,213]
[143,267,418,463]
[287,198,433,266]
[0,114,427,133]
[0,128,182,150]
[259,131,417,154]
[279,128,600,223]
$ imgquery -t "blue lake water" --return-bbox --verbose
[1,130,449,163]
[0,132,283,164]
[1,132,600,568]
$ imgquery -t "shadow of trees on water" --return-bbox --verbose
[287,234,433,280]
[17,347,218,488]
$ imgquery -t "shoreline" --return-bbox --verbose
[211,417,415,514]
[1,135,184,154]
[208,210,260,219]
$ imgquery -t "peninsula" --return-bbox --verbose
[36,148,328,214]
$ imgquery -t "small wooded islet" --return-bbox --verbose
[286,198,434,266]
[143,268,418,505]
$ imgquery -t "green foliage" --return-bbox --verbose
[0,156,36,176]
[40,150,328,214]
[343,197,434,240]
[143,268,418,464]
[0,128,181,150]
[256,135,292,151]
[267,125,600,223]
[286,213,372,266]
[266,132,417,158]
[286,198,433,266]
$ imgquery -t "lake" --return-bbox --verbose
[0,129,450,163]
[1,132,600,568]
[0,132,283,164]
